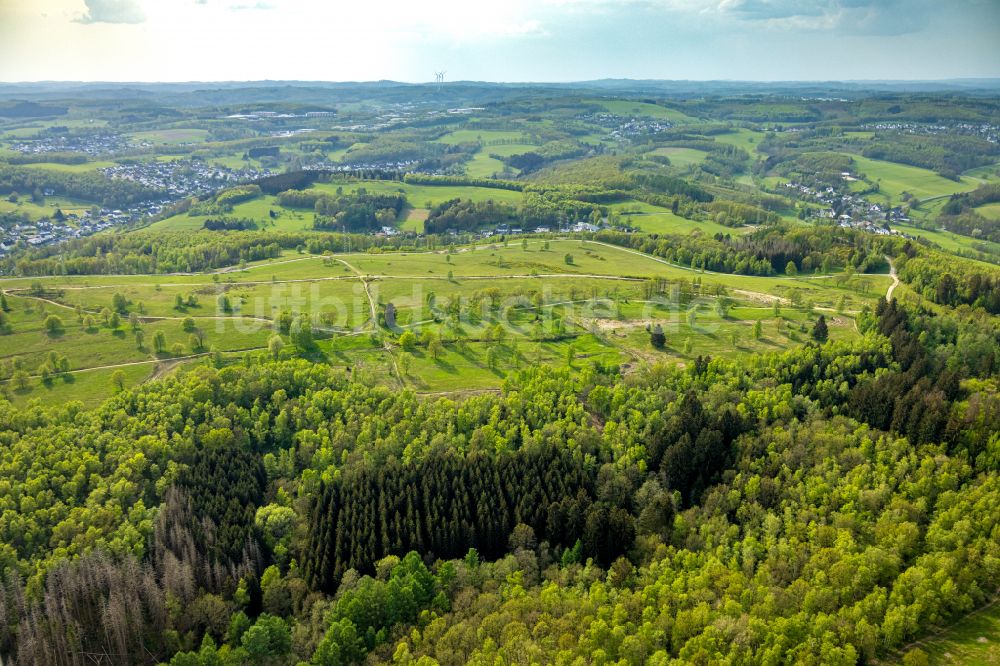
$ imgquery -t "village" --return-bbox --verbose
[578,111,674,140]
[9,131,131,156]
[781,174,909,237]
[0,159,274,255]
[863,120,1000,144]
[101,158,272,198]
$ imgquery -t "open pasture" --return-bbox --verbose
[848,154,979,202]
[313,179,525,208]
[0,237,886,406]
[437,129,532,145]
[588,100,695,123]
[130,128,210,144]
[649,146,708,169]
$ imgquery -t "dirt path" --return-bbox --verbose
[337,258,403,386]
[6,275,362,291]
[0,345,268,384]
[886,256,900,301]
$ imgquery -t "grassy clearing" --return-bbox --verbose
[149,196,313,232]
[712,129,766,153]
[0,238,887,403]
[649,147,708,169]
[437,129,530,145]
[5,361,155,409]
[606,200,747,236]
[462,142,538,179]
[893,222,1000,259]
[962,163,1000,182]
[0,196,95,220]
[897,600,1000,665]
[312,180,525,208]
[130,129,210,144]
[465,153,510,178]
[400,207,429,233]
[17,160,117,173]
[975,202,1000,221]
[588,100,695,123]
[847,154,978,203]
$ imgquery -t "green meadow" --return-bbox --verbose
[606,200,746,236]
[712,128,766,152]
[0,238,886,406]
[0,195,95,220]
[897,601,1000,665]
[975,202,1000,220]
[588,100,696,123]
[848,154,979,202]
[130,128,211,144]
[893,222,1000,259]
[649,146,709,169]
[437,129,532,145]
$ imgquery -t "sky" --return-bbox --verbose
[0,0,998,82]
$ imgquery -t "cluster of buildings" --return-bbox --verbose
[0,159,275,255]
[101,159,272,198]
[224,111,335,121]
[451,221,599,238]
[578,112,673,140]
[302,159,420,173]
[781,178,908,236]
[9,132,131,156]
[862,121,999,144]
[0,200,179,255]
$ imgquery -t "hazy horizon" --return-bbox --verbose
[2,0,998,83]
[3,77,1000,85]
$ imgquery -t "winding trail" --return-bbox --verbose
[886,256,900,301]
[0,345,269,383]
[336,257,403,386]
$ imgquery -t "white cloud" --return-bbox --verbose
[75,0,145,24]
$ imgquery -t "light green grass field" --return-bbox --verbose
[311,180,525,208]
[15,160,117,173]
[649,147,708,169]
[897,600,1000,665]
[437,130,531,145]
[894,222,1000,257]
[0,196,95,220]
[463,141,539,178]
[130,129,210,144]
[847,154,979,203]
[975,202,1000,221]
[465,153,509,178]
[588,100,695,123]
[149,196,312,232]
[400,207,429,233]
[712,129,765,153]
[606,200,746,236]
[0,237,887,405]
[962,163,1000,182]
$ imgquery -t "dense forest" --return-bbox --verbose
[0,290,995,664]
